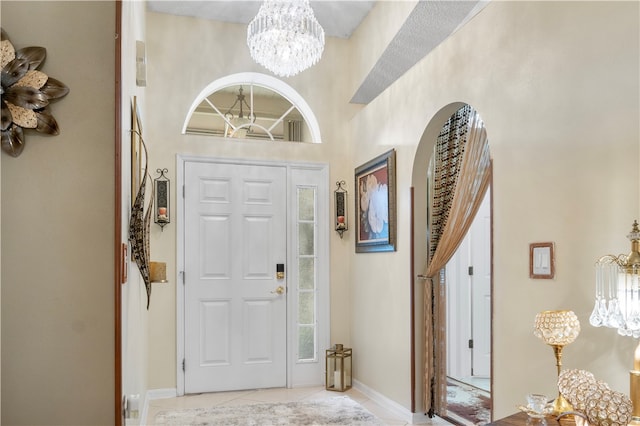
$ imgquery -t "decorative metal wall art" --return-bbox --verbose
[128,115,154,309]
[131,96,143,206]
[1,28,69,157]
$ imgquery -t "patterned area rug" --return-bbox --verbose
[447,379,491,425]
[153,396,384,425]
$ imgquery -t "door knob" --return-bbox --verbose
[271,285,285,295]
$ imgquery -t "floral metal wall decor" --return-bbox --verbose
[1,28,69,157]
[128,113,154,310]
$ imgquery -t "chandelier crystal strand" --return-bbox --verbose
[247,0,325,78]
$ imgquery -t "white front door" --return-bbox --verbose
[184,161,287,393]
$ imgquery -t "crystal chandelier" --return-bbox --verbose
[247,0,325,78]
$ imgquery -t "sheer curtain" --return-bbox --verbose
[422,105,491,415]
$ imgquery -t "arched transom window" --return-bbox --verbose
[182,72,321,143]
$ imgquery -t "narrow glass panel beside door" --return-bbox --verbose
[297,187,317,362]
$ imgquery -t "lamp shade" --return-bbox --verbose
[534,310,581,346]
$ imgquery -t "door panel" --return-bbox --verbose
[184,161,287,393]
[200,300,230,365]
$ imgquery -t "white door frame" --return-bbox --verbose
[176,155,330,396]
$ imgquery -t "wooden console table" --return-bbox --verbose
[488,411,576,426]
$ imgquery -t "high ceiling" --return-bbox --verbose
[147,1,376,39]
[146,1,489,104]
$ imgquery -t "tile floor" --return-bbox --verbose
[144,385,421,425]
[450,376,490,392]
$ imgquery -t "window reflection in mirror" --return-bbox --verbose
[184,84,310,142]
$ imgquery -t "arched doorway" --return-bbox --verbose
[411,103,493,424]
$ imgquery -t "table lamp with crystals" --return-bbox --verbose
[534,310,581,416]
[591,220,640,426]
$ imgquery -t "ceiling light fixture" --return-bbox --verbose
[224,86,255,138]
[247,0,325,78]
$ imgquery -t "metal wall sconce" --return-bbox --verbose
[149,261,168,283]
[154,168,170,230]
[335,180,348,238]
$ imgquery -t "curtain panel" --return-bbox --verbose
[423,106,491,415]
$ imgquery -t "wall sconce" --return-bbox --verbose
[334,180,348,238]
[591,220,640,424]
[326,344,352,392]
[154,168,170,230]
[150,261,168,283]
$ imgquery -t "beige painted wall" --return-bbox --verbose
[351,0,639,417]
[141,0,639,420]
[121,0,150,407]
[1,2,115,424]
[3,1,634,423]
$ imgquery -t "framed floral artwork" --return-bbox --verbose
[355,149,396,253]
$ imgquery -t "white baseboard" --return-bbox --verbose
[353,380,451,425]
[140,388,178,425]
[147,388,179,400]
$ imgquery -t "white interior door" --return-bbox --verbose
[184,161,287,393]
[471,189,491,377]
[446,188,491,381]
[446,237,471,380]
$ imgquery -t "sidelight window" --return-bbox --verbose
[296,187,317,361]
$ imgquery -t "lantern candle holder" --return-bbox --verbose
[326,344,352,392]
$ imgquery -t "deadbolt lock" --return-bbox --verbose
[276,263,285,280]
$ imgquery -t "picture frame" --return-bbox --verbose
[121,243,128,284]
[131,96,143,207]
[529,242,555,279]
[136,40,147,87]
[355,149,396,253]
